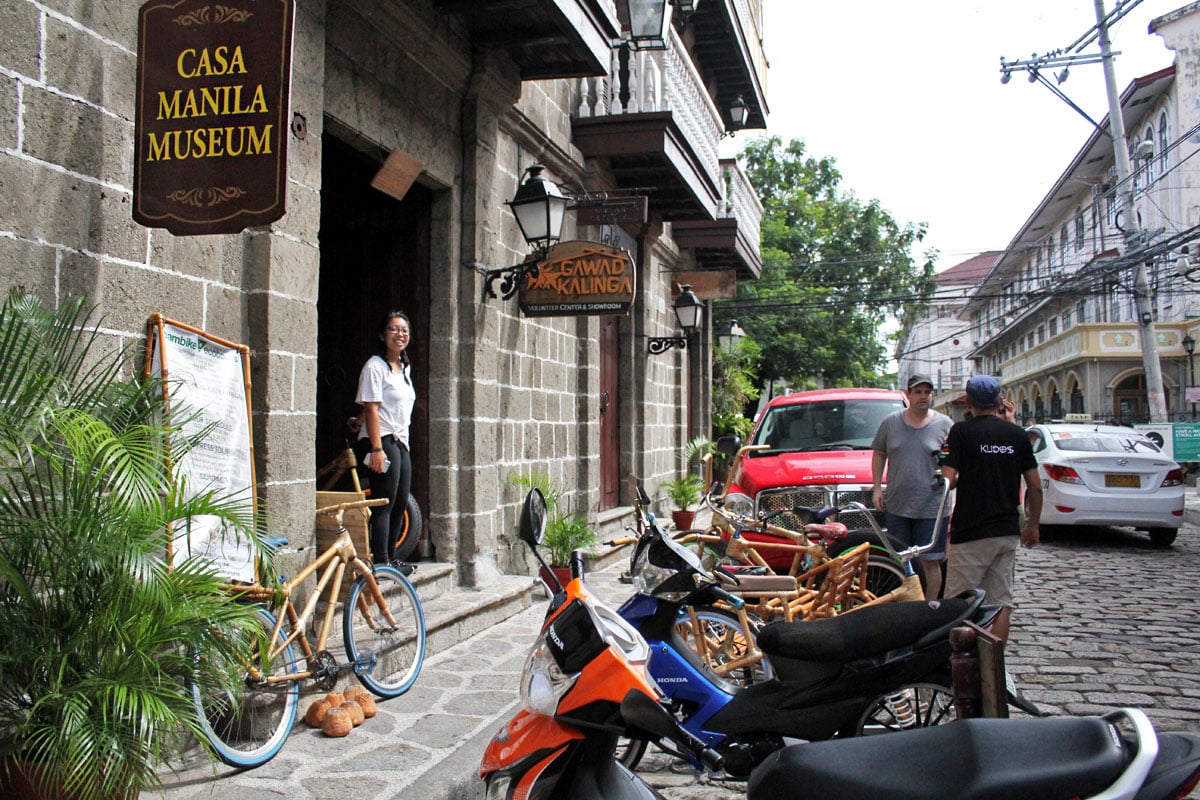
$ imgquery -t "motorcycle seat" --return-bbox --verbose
[748,716,1127,800]
[755,593,976,664]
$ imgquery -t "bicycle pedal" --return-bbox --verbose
[351,655,378,675]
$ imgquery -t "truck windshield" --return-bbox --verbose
[751,399,903,452]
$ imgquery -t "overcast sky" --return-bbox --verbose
[739,0,1184,272]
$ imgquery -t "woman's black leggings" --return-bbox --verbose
[359,436,412,565]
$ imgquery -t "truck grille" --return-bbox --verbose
[757,487,876,533]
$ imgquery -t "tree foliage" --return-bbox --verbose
[721,136,937,388]
[712,337,761,441]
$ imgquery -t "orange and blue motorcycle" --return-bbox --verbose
[478,488,720,800]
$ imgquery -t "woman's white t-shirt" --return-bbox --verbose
[356,355,416,447]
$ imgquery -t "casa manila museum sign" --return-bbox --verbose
[134,0,294,235]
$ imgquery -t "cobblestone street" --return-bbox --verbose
[637,520,1200,799]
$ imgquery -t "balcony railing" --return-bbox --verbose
[721,158,761,244]
[575,26,723,196]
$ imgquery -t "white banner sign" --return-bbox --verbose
[148,317,256,581]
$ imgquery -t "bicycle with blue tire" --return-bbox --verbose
[192,497,426,768]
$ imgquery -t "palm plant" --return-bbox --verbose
[0,292,271,800]
[509,472,598,567]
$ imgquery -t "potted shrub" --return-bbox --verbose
[0,293,271,800]
[662,435,716,530]
[662,473,705,530]
[509,473,599,586]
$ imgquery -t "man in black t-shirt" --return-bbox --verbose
[941,375,1042,642]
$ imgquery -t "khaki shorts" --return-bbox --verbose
[944,536,1018,607]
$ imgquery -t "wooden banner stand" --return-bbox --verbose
[144,313,258,579]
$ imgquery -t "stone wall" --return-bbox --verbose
[0,0,710,585]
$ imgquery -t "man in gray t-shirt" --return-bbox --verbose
[870,374,954,599]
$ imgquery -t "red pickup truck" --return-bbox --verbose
[719,387,919,587]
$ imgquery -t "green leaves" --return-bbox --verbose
[725,137,938,388]
[0,292,269,799]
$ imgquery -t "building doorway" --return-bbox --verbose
[316,134,431,546]
[1113,373,1149,425]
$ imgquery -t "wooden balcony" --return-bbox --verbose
[689,0,768,130]
[672,158,763,278]
[435,0,620,79]
[572,27,724,220]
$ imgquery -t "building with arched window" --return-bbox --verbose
[936,5,1200,425]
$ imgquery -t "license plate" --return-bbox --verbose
[1104,473,1140,488]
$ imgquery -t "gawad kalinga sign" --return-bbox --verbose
[518,241,636,317]
[133,0,294,235]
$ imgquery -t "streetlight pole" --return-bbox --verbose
[1185,334,1196,420]
[1095,0,1168,423]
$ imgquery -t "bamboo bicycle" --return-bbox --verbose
[192,497,427,768]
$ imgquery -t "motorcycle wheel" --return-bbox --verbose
[616,736,649,770]
[849,680,956,736]
[676,605,774,686]
[391,495,423,563]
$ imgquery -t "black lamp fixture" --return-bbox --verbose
[617,0,672,49]
[723,95,749,136]
[484,165,570,301]
[507,164,569,253]
[716,319,746,350]
[648,284,704,355]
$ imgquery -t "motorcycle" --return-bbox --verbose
[617,486,1005,777]
[478,488,722,799]
[748,707,1200,800]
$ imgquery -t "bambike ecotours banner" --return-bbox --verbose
[145,314,258,582]
[518,240,636,317]
[134,0,295,235]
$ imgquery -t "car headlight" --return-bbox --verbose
[723,492,755,518]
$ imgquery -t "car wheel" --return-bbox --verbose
[1146,527,1178,547]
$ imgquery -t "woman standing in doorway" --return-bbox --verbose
[356,311,417,571]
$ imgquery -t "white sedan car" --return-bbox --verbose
[1027,423,1184,546]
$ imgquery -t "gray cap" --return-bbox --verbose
[907,373,934,390]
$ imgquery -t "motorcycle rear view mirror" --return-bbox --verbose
[518,488,548,548]
[716,435,741,457]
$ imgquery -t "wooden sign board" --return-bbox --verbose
[574,196,648,226]
[133,0,295,235]
[145,314,257,581]
[675,270,736,299]
[519,240,636,317]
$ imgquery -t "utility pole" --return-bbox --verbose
[1095,0,1168,422]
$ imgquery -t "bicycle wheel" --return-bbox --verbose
[675,605,773,686]
[343,564,426,698]
[192,606,299,768]
[828,536,924,601]
[391,495,423,563]
[850,680,956,736]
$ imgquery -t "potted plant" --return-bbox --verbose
[509,472,599,586]
[662,435,716,530]
[0,293,271,800]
